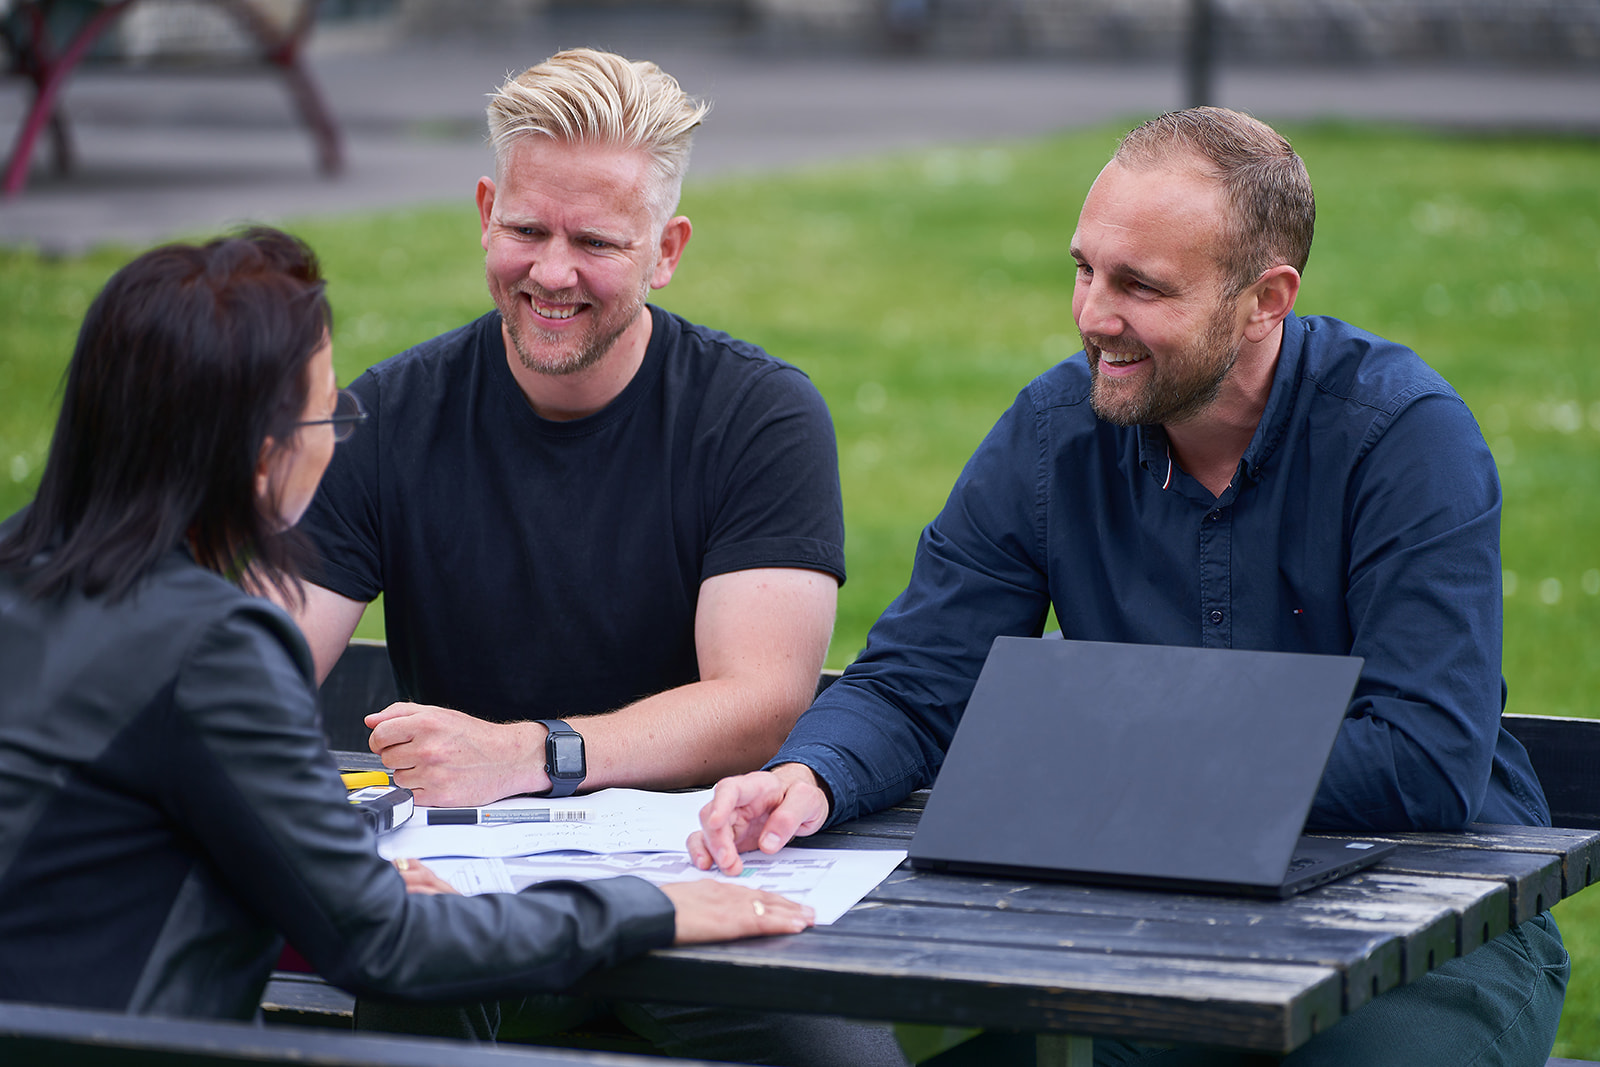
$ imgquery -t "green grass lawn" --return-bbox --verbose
[2,121,1597,1055]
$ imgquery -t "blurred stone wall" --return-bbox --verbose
[750,0,1600,64]
[88,0,1600,65]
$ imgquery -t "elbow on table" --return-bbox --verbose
[1309,767,1478,833]
[1402,748,1489,831]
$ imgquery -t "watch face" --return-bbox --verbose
[548,732,585,779]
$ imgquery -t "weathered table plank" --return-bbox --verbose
[1371,843,1559,924]
[1325,824,1600,901]
[261,973,354,1026]
[856,866,1507,1008]
[828,899,1402,1014]
[578,931,1344,1053]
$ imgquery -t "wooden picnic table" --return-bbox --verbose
[308,747,1596,1062]
[1,0,339,196]
[566,790,1598,1064]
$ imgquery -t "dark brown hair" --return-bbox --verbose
[0,227,331,601]
[1114,106,1315,296]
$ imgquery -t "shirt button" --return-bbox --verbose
[1208,511,1220,521]
[1210,610,1224,624]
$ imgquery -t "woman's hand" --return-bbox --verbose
[392,857,461,895]
[659,881,813,944]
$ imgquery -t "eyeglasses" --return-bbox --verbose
[297,389,368,443]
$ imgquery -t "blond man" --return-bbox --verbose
[290,49,904,1065]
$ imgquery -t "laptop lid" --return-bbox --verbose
[908,638,1392,897]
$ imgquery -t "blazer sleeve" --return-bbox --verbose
[165,603,675,1002]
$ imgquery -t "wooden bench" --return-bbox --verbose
[1504,714,1600,1066]
[0,997,718,1066]
[1,0,340,196]
[315,638,396,752]
[1504,714,1600,832]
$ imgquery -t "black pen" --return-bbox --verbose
[425,807,590,826]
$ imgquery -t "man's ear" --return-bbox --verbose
[476,176,497,252]
[1243,264,1301,344]
[650,216,693,290]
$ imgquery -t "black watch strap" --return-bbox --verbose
[535,719,585,798]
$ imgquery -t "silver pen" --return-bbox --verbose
[426,807,590,825]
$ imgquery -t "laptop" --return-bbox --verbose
[908,637,1395,898]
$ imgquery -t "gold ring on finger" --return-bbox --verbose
[753,900,766,917]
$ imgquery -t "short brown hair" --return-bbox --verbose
[1114,106,1315,296]
[487,48,709,222]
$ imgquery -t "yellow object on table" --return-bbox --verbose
[340,770,389,790]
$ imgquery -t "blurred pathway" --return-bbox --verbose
[2,13,1596,254]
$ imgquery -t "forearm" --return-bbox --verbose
[369,678,813,803]
[576,669,816,792]
[175,610,677,1000]
[563,567,833,792]
[773,404,1053,824]
[1309,712,1485,831]
[330,877,675,1001]
[773,670,951,826]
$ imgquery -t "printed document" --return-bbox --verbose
[422,846,907,925]
[376,787,706,860]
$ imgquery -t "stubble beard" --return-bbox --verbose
[498,275,652,378]
[1084,305,1241,427]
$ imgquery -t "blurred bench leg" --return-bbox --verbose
[3,0,135,197]
[210,0,342,175]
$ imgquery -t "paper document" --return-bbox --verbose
[377,787,707,860]
[422,856,516,895]
[426,847,907,925]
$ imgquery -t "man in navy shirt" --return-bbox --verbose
[692,108,1566,1065]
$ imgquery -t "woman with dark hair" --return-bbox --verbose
[0,227,809,1022]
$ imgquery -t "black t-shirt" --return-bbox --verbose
[299,306,845,722]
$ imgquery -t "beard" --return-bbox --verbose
[1083,304,1241,427]
[496,274,651,378]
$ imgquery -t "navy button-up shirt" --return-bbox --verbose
[778,314,1548,833]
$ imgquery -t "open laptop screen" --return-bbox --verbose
[908,638,1378,896]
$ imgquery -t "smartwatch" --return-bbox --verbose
[535,719,586,798]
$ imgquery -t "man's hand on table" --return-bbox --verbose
[687,763,832,875]
[366,703,544,807]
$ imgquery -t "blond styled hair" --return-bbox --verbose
[1114,106,1315,297]
[487,48,709,221]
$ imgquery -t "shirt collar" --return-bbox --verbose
[1238,311,1307,486]
[1134,311,1308,493]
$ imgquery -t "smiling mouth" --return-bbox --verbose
[526,294,589,323]
[1097,349,1149,367]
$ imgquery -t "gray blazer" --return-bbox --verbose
[0,548,672,1020]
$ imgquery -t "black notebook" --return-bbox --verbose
[908,637,1395,898]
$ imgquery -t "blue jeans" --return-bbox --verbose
[1093,912,1569,1067]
